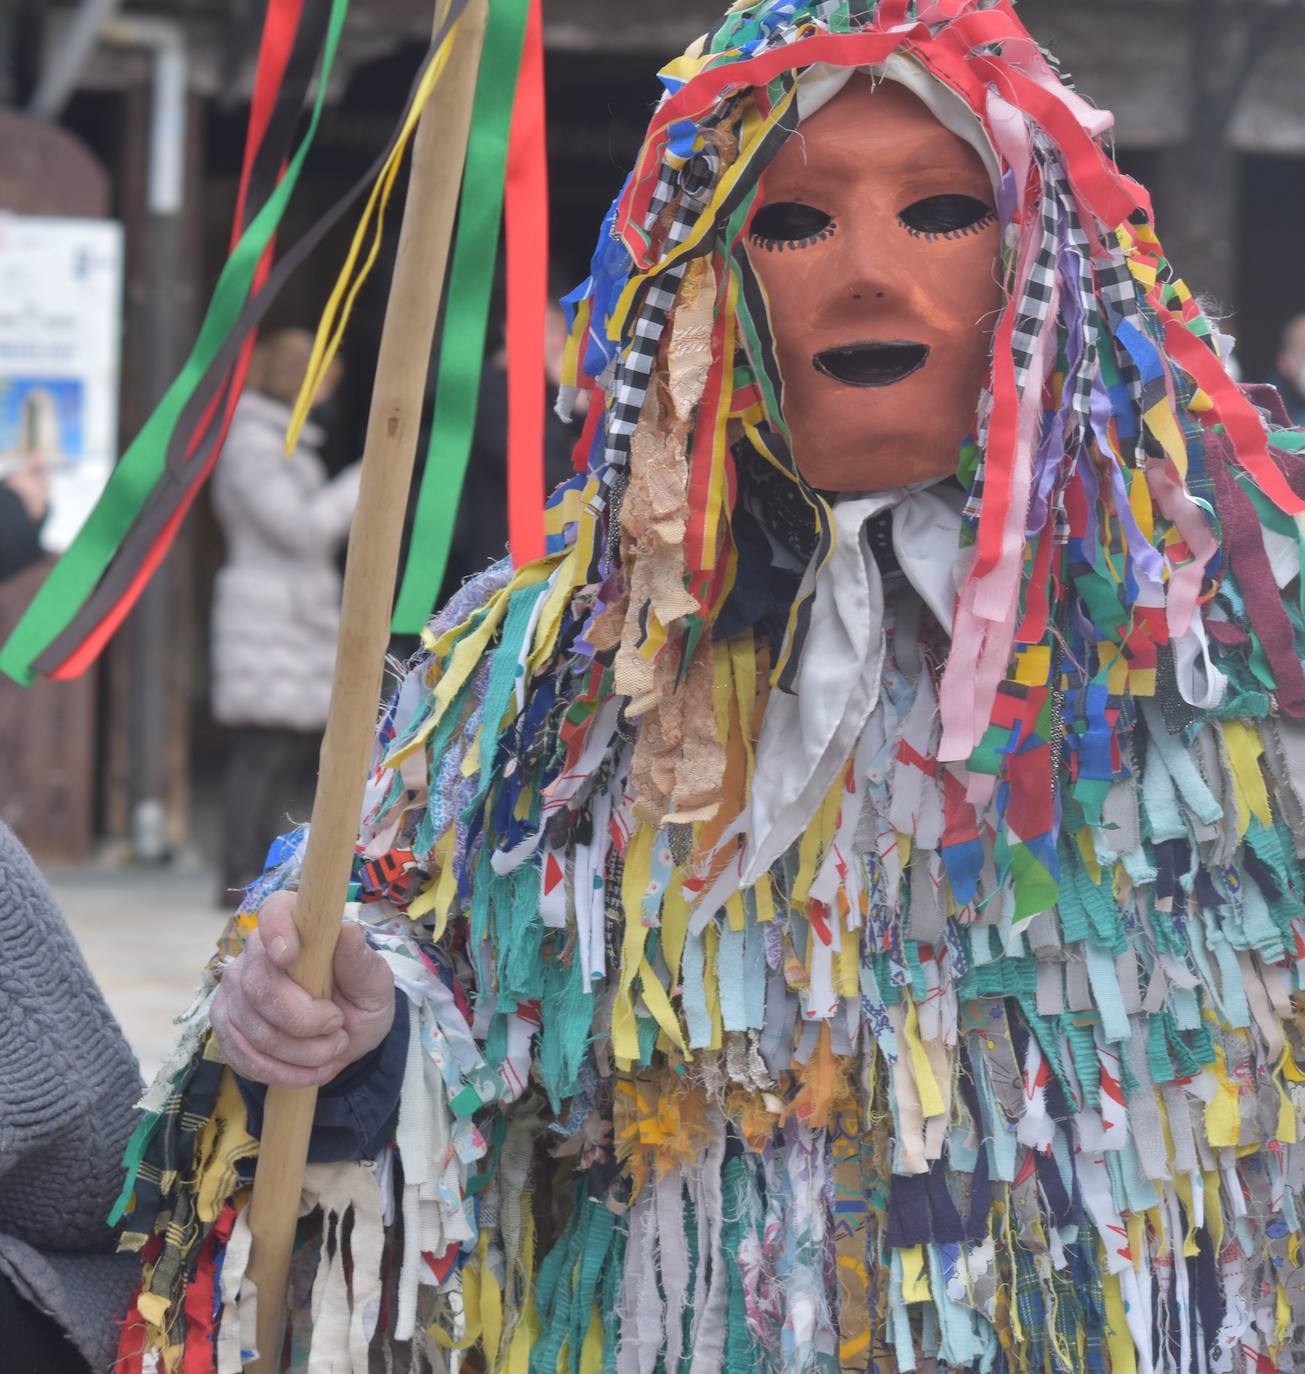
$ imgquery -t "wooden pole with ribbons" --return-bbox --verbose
[244,2,490,1367]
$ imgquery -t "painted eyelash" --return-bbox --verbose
[902,208,997,242]
[747,223,837,251]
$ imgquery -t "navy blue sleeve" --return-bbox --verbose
[236,988,411,1163]
[0,485,44,581]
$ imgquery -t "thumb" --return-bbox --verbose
[332,922,392,1008]
[258,891,302,967]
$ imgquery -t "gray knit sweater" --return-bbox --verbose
[0,823,143,1371]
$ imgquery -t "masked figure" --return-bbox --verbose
[116,4,1305,1372]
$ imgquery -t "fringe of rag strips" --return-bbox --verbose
[108,2,1305,1370]
[113,518,1305,1372]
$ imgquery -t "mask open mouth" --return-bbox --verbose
[813,341,929,387]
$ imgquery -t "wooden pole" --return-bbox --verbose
[244,3,490,1367]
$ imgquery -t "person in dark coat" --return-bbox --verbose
[0,456,49,582]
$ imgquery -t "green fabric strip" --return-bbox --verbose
[0,0,350,686]
[106,1107,164,1227]
[391,0,532,634]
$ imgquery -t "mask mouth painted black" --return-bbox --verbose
[813,340,929,387]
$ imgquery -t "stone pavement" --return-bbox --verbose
[48,863,234,1082]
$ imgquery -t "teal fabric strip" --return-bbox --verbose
[464,580,549,814]
[742,897,767,1031]
[682,930,713,1050]
[718,923,748,1032]
[1084,943,1131,1045]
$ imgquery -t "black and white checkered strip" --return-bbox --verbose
[1049,164,1095,426]
[1044,157,1098,541]
[1096,252,1138,322]
[964,157,1061,524]
[602,263,688,467]
[1093,218,1146,402]
[1009,166,1060,395]
[601,142,722,469]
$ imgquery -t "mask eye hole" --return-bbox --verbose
[749,201,835,247]
[898,194,995,236]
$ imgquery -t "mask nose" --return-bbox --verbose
[823,224,904,326]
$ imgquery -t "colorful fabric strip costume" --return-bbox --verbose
[116,3,1305,1371]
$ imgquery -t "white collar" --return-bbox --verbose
[740,480,964,885]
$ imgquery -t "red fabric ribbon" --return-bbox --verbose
[504,0,548,567]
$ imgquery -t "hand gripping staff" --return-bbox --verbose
[243,3,489,1367]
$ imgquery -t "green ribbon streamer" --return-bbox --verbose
[0,0,351,686]
[391,0,531,635]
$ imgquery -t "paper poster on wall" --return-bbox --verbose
[0,214,123,552]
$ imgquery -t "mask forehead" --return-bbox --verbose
[763,81,993,201]
[791,55,1001,197]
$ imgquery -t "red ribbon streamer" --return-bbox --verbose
[504,0,548,568]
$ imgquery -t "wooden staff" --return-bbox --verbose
[245,2,489,1366]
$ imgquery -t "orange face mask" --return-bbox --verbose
[745,74,1003,493]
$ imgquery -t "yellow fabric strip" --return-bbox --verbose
[1202,1170,1224,1256]
[1013,645,1050,686]
[560,295,590,390]
[194,1070,259,1225]
[900,1245,931,1303]
[638,955,688,1054]
[1102,1270,1138,1374]
[725,890,746,933]
[612,827,655,1065]
[289,16,462,446]
[1173,1174,1200,1259]
[527,548,579,677]
[793,771,843,907]
[1142,398,1187,476]
[1128,465,1155,540]
[754,872,776,923]
[661,881,691,992]
[579,1305,606,1374]
[571,475,603,583]
[480,1231,504,1368]
[697,285,738,572]
[704,923,723,1050]
[1222,719,1272,836]
[460,733,482,779]
[1205,1040,1243,1148]
[712,639,735,762]
[836,914,859,999]
[902,998,945,1119]
[729,631,757,785]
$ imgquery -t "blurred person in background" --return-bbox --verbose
[1268,312,1305,426]
[210,330,360,903]
[0,822,142,1372]
[0,453,49,581]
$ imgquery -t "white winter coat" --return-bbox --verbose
[210,392,360,728]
